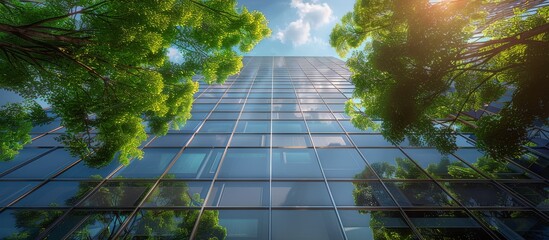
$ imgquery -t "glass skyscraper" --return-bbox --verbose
[0,57,547,239]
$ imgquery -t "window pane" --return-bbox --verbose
[146,134,191,147]
[200,210,269,240]
[51,211,130,239]
[81,181,153,207]
[329,181,395,207]
[338,210,415,240]
[350,134,398,147]
[3,149,78,179]
[312,134,352,147]
[56,158,120,179]
[113,148,178,178]
[0,181,39,206]
[403,149,483,179]
[272,121,307,133]
[504,183,549,209]
[230,134,270,147]
[272,134,312,147]
[454,149,537,179]
[272,210,344,240]
[218,148,269,179]
[360,148,428,179]
[15,181,98,207]
[199,121,236,133]
[473,210,548,239]
[407,211,491,239]
[386,181,456,207]
[235,121,270,133]
[207,181,269,206]
[188,134,230,147]
[0,148,51,174]
[443,182,525,207]
[317,149,374,179]
[271,181,331,206]
[307,121,343,133]
[166,148,224,179]
[0,209,64,239]
[272,149,322,178]
[143,181,210,207]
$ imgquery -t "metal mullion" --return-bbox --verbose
[269,56,274,240]
[188,58,261,239]
[110,59,253,239]
[292,58,349,240]
[302,56,426,240]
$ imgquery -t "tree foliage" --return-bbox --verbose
[331,0,549,159]
[0,0,271,166]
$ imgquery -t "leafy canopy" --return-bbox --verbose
[331,0,549,158]
[0,0,271,166]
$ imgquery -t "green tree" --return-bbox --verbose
[0,100,51,160]
[331,0,549,159]
[0,0,271,166]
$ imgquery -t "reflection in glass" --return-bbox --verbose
[312,134,352,147]
[504,183,549,209]
[360,148,428,179]
[403,149,484,179]
[147,134,191,147]
[230,134,270,147]
[15,181,98,207]
[307,121,343,133]
[442,182,525,207]
[272,121,307,133]
[338,210,416,240]
[207,181,269,206]
[271,181,331,206]
[329,181,395,207]
[3,148,78,179]
[0,209,64,239]
[473,210,549,239]
[188,134,230,147]
[166,148,224,179]
[235,121,270,133]
[272,210,344,240]
[0,148,51,174]
[218,148,269,179]
[81,181,152,207]
[0,181,39,206]
[317,149,373,179]
[406,211,492,239]
[113,148,178,178]
[455,149,537,179]
[385,182,456,207]
[144,181,210,207]
[272,149,322,178]
[50,211,130,239]
[272,134,312,147]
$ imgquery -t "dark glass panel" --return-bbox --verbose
[218,148,269,179]
[403,149,484,179]
[0,209,64,239]
[147,134,191,147]
[272,148,322,179]
[15,181,98,207]
[113,148,178,178]
[271,181,331,206]
[385,181,456,207]
[338,210,416,240]
[207,181,269,206]
[0,181,39,206]
[329,181,396,207]
[360,148,428,179]
[272,210,344,240]
[443,182,526,207]
[504,182,549,209]
[0,148,51,174]
[455,149,538,179]
[143,181,210,207]
[406,211,492,240]
[473,210,549,239]
[80,181,153,207]
[3,148,78,179]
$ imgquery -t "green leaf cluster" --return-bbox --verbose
[331,0,549,159]
[0,0,271,166]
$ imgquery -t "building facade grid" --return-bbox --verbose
[0,57,547,239]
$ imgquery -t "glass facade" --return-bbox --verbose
[0,57,547,239]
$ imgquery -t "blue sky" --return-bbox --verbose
[238,0,355,58]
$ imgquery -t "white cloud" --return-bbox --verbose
[275,0,334,46]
